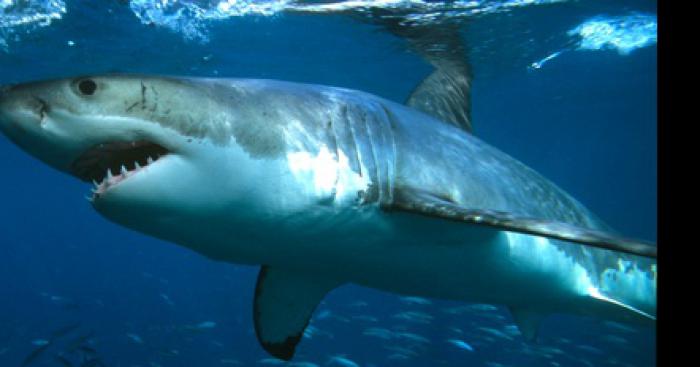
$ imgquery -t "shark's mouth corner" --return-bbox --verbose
[71,140,170,197]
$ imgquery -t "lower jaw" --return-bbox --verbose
[88,170,138,201]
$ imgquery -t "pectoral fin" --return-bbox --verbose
[253,266,341,360]
[382,188,657,258]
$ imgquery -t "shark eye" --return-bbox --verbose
[77,79,97,96]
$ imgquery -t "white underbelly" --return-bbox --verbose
[170,204,652,322]
[260,211,592,312]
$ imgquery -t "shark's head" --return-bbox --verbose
[0,76,181,177]
[0,76,257,250]
[0,75,370,261]
[0,75,221,215]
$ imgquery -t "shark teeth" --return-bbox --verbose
[90,155,164,199]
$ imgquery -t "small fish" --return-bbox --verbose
[387,353,411,360]
[258,358,286,365]
[480,313,506,321]
[31,339,50,346]
[328,355,360,367]
[603,321,638,333]
[348,301,368,308]
[442,305,471,315]
[196,321,217,329]
[447,339,474,352]
[400,296,432,305]
[288,362,319,367]
[503,324,520,337]
[442,304,498,315]
[469,304,498,312]
[335,315,351,323]
[158,349,180,357]
[536,346,565,356]
[41,294,79,309]
[395,332,431,344]
[392,311,434,324]
[316,309,332,320]
[303,325,334,340]
[351,315,378,323]
[477,327,513,341]
[183,321,217,332]
[362,328,393,340]
[159,293,174,306]
[384,345,419,357]
[576,345,603,354]
[126,333,144,344]
[602,334,629,345]
[303,325,317,339]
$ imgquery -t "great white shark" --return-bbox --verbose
[0,69,656,359]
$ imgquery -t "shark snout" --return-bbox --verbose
[0,82,78,172]
[0,84,48,127]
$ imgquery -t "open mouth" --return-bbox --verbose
[70,140,169,197]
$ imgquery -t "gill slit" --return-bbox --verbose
[326,113,341,201]
[380,105,398,205]
[361,109,383,204]
[344,106,364,181]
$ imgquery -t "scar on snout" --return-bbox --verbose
[126,102,139,112]
[140,81,147,109]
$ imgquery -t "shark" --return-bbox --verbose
[0,65,656,360]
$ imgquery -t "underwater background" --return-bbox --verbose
[0,1,656,366]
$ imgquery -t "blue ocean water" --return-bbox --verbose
[0,1,656,366]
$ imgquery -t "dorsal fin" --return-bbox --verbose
[384,22,473,133]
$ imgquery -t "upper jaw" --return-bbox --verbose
[70,140,171,200]
[71,140,170,182]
